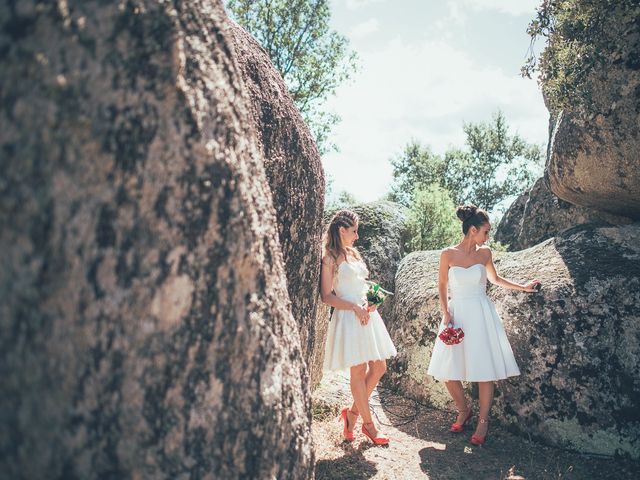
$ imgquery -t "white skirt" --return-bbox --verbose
[427,294,520,382]
[323,308,397,371]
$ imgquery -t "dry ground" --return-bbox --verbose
[312,371,639,480]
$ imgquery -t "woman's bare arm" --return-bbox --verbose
[485,249,539,292]
[439,250,453,325]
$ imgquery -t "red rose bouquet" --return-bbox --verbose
[439,324,464,345]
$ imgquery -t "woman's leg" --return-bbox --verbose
[350,360,387,417]
[349,363,372,428]
[474,381,494,437]
[445,380,471,424]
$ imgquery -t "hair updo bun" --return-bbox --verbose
[456,205,477,222]
[456,204,489,234]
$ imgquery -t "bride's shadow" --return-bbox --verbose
[314,441,378,480]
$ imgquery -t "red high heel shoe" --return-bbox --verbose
[470,417,489,445]
[362,422,389,445]
[449,407,473,433]
[340,408,356,442]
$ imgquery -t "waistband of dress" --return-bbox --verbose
[449,290,487,300]
[335,295,366,304]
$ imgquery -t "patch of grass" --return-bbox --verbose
[312,399,340,421]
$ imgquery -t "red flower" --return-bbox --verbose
[439,326,464,345]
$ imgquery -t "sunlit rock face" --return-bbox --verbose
[386,225,640,458]
[545,17,640,220]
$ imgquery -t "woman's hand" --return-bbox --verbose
[522,280,541,293]
[367,302,378,313]
[442,310,452,327]
[353,304,371,325]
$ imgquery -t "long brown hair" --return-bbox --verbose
[322,210,362,271]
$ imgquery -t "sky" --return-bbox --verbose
[324,0,549,203]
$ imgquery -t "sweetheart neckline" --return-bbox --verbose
[337,259,364,269]
[449,263,486,271]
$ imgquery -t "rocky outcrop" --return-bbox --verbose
[383,250,444,404]
[496,178,631,250]
[545,19,640,219]
[387,224,640,458]
[0,1,312,478]
[494,187,528,249]
[227,22,325,377]
[313,201,408,387]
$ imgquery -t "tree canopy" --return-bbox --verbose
[391,111,542,213]
[226,0,358,153]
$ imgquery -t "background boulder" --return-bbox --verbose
[545,20,640,220]
[494,187,528,249]
[227,21,325,380]
[0,1,312,478]
[496,177,631,250]
[387,225,640,458]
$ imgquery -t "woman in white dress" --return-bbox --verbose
[320,210,397,445]
[427,205,540,445]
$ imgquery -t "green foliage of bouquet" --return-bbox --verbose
[366,281,393,306]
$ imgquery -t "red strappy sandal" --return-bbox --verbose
[340,408,356,442]
[470,417,489,445]
[450,407,473,433]
[362,422,389,445]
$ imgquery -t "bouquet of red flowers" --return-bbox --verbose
[439,324,464,345]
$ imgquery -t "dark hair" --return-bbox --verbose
[456,204,489,235]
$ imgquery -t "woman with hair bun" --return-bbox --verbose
[427,204,540,446]
[320,209,397,445]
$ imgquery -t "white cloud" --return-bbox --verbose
[322,36,548,202]
[458,0,540,17]
[340,0,387,11]
[348,18,380,40]
[445,1,467,25]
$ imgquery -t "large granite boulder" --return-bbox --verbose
[387,224,640,458]
[227,22,325,378]
[313,201,408,387]
[496,177,631,250]
[0,1,312,478]
[545,18,640,219]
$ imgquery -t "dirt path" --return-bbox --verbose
[312,372,639,480]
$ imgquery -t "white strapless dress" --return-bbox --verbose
[427,263,520,382]
[323,260,397,371]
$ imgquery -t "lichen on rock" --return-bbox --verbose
[0,1,313,478]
